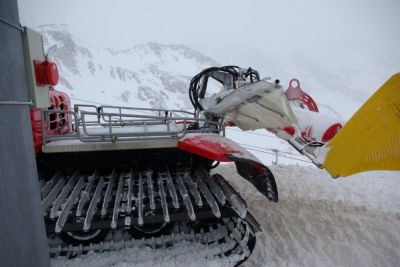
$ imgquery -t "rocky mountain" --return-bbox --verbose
[38,24,390,121]
[38,24,219,109]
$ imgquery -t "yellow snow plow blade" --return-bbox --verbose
[323,73,400,177]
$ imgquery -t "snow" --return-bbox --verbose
[291,105,344,142]
[225,127,314,166]
[219,164,400,267]
[52,164,400,267]
[51,241,235,267]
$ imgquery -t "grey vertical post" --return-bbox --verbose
[272,149,279,165]
[0,0,51,266]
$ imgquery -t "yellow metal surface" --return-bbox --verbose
[323,73,400,177]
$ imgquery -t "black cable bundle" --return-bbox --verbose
[189,66,261,111]
[189,65,239,111]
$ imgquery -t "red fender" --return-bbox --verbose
[178,133,278,202]
[177,134,258,163]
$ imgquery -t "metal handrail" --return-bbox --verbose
[74,104,195,125]
[41,105,224,144]
[98,105,194,124]
[79,111,222,139]
[99,105,194,115]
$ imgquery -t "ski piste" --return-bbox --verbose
[18,27,400,265]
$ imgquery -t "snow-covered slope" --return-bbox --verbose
[51,164,400,267]
[39,24,372,120]
[221,164,400,267]
[39,24,218,109]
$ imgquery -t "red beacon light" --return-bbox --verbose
[33,60,59,86]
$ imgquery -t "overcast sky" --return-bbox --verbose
[17,0,399,52]
[17,0,399,95]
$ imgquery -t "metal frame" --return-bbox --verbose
[42,104,224,144]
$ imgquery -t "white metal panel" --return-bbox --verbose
[21,27,50,108]
[42,139,178,153]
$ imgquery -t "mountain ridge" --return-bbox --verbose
[38,24,218,109]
